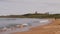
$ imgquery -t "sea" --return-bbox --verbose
[0,18,52,34]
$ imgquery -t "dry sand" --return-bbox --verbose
[11,19,60,34]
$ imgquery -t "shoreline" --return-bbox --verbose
[0,18,53,34]
[11,18,56,34]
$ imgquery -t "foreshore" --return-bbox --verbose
[11,18,60,34]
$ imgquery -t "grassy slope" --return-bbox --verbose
[0,14,60,18]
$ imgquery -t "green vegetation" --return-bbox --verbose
[0,13,60,18]
[22,14,60,18]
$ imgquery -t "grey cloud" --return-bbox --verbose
[0,0,60,15]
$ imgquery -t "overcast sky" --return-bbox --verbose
[0,0,60,15]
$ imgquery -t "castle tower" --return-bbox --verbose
[35,11,38,14]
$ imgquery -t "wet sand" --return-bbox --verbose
[11,19,60,34]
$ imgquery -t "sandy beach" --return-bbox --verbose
[10,19,60,34]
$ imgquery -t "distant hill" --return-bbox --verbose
[0,13,60,18]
